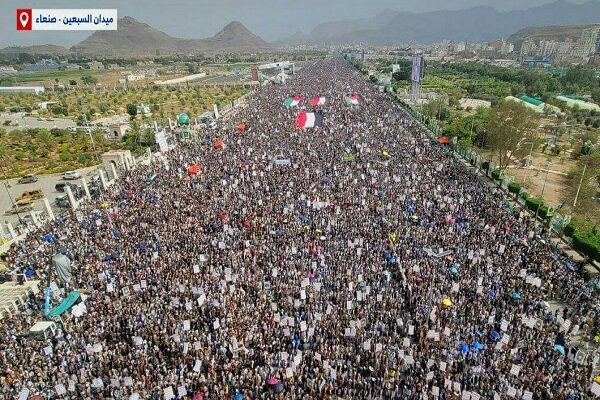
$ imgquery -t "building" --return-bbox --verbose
[539,40,559,58]
[136,104,150,114]
[87,61,104,70]
[101,150,134,180]
[37,101,59,110]
[573,28,599,59]
[0,86,45,94]
[520,39,537,58]
[106,123,130,140]
[126,74,145,82]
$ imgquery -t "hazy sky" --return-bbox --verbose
[0,0,590,47]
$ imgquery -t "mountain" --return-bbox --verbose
[0,44,68,55]
[70,17,274,56]
[207,21,272,49]
[508,24,600,43]
[71,16,179,55]
[290,0,600,45]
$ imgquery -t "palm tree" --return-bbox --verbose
[129,120,142,153]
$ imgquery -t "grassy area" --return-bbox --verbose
[0,127,129,178]
[10,69,106,83]
[0,86,249,123]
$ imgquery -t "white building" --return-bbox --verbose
[573,28,599,59]
[87,61,104,70]
[0,86,45,94]
[127,74,145,82]
[106,123,130,140]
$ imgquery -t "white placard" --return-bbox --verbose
[163,386,175,400]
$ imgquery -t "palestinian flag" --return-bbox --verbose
[345,94,363,106]
[284,96,304,107]
[296,111,324,129]
[310,97,326,105]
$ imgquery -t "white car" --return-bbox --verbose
[63,171,81,180]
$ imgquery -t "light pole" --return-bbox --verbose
[573,157,588,212]
[83,114,101,163]
[535,161,552,220]
[469,114,475,146]
[522,142,534,185]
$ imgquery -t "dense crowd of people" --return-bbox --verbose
[1,56,598,399]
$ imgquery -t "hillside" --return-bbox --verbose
[71,16,180,55]
[508,24,600,43]
[0,45,68,55]
[289,0,600,45]
[70,17,274,56]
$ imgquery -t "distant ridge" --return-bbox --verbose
[508,24,600,43]
[0,44,68,55]
[285,0,600,45]
[67,17,275,56]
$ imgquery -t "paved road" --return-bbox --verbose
[0,165,101,232]
[0,112,75,131]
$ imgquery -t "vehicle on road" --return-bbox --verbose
[55,195,70,208]
[62,171,81,180]
[17,174,38,184]
[15,189,44,203]
[5,202,34,215]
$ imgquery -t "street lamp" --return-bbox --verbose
[522,142,534,185]
[573,157,588,212]
[83,113,101,163]
[535,161,552,220]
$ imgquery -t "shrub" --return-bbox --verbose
[572,231,600,262]
[518,190,529,201]
[491,169,502,180]
[538,205,553,220]
[508,181,521,194]
[563,223,576,237]
[481,161,490,172]
[525,196,541,212]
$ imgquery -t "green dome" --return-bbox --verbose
[178,113,190,125]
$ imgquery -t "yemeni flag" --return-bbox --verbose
[284,96,304,107]
[345,94,362,106]
[310,97,326,106]
[296,111,324,129]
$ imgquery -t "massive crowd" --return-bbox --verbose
[0,56,598,399]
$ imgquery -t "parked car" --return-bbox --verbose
[15,189,44,202]
[62,171,81,180]
[55,195,70,208]
[55,182,78,192]
[5,202,34,215]
[17,174,38,184]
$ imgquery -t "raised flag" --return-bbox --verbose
[345,94,362,106]
[310,97,326,106]
[284,97,304,107]
[296,111,323,129]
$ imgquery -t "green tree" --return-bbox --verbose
[126,104,138,120]
[592,88,600,105]
[486,101,539,170]
[81,75,98,86]
[36,129,55,149]
[143,127,156,146]
[128,120,141,151]
[69,80,77,86]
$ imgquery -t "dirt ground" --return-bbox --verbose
[476,145,578,208]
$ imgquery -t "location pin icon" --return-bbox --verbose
[19,11,29,28]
